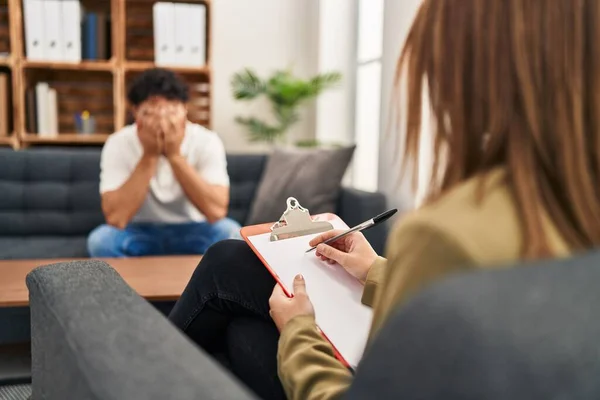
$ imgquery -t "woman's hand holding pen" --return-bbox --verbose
[269,231,378,331]
[309,230,378,284]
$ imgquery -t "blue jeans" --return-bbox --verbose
[86,218,241,257]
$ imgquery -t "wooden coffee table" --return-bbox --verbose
[0,256,201,307]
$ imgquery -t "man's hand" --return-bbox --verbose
[162,104,187,159]
[309,230,378,284]
[269,275,315,332]
[136,106,163,156]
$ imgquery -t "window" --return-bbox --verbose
[352,0,384,192]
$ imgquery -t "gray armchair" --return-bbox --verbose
[27,252,600,399]
[27,260,256,400]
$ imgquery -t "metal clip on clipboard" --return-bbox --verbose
[269,197,333,241]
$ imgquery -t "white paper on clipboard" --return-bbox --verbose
[248,217,373,369]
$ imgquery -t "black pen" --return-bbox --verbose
[306,209,398,253]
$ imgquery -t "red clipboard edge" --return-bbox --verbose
[240,213,352,368]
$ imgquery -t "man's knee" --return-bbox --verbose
[87,224,122,257]
[210,218,242,241]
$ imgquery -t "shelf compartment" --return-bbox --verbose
[22,0,114,62]
[0,1,9,57]
[24,69,115,135]
[125,0,210,64]
[125,69,210,128]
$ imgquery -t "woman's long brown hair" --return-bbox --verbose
[397,0,600,257]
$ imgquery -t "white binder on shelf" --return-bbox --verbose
[23,0,45,60]
[61,0,82,62]
[172,3,190,66]
[35,82,50,136]
[153,2,175,66]
[43,0,65,61]
[187,4,206,66]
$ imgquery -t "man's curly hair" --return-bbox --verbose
[127,68,189,106]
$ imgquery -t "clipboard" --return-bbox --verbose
[241,197,344,296]
[240,197,373,369]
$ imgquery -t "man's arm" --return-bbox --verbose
[101,108,164,229]
[102,155,158,229]
[167,154,229,223]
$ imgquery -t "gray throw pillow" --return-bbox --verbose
[247,146,355,224]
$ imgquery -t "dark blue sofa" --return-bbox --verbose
[0,147,388,259]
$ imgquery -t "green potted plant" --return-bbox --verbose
[231,68,342,146]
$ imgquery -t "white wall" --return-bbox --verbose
[378,0,427,213]
[211,0,319,153]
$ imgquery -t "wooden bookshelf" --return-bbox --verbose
[22,60,116,71]
[21,133,111,144]
[0,134,15,146]
[0,0,212,148]
[124,60,210,74]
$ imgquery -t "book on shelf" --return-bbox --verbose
[173,4,188,66]
[47,88,59,135]
[62,0,82,62]
[42,0,64,61]
[35,82,49,136]
[0,73,8,137]
[153,2,206,67]
[188,4,207,66]
[153,2,175,66]
[32,82,58,137]
[82,11,111,61]
[96,12,108,60]
[23,0,45,60]
[82,12,97,60]
[26,88,37,134]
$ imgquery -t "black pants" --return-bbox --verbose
[168,239,286,400]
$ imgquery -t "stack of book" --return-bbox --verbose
[23,0,111,62]
[26,83,59,136]
[153,2,206,67]
[82,11,112,60]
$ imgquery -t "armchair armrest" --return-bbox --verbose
[338,188,388,254]
[27,260,256,400]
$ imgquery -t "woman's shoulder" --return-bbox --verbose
[391,168,524,266]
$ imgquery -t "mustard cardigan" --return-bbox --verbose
[276,169,570,399]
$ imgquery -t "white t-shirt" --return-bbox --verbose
[100,122,230,223]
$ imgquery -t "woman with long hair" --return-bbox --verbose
[169,0,600,398]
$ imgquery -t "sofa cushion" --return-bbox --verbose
[0,237,88,259]
[226,154,267,224]
[0,148,105,236]
[247,146,355,224]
